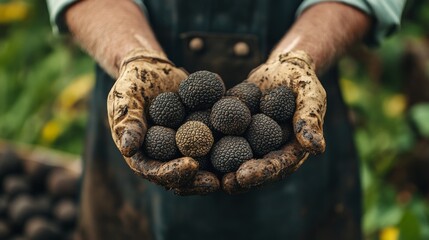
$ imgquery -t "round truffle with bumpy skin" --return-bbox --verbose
[176,121,214,157]
[186,110,212,130]
[210,97,251,135]
[149,92,185,129]
[143,126,179,161]
[260,86,295,122]
[211,136,253,173]
[245,114,283,156]
[178,71,225,110]
[226,82,262,114]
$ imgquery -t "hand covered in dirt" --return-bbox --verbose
[223,50,327,194]
[107,49,220,195]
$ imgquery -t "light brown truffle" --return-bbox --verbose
[176,121,214,157]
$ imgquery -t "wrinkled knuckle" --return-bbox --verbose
[114,104,129,121]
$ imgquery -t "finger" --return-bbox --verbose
[276,53,326,154]
[292,70,327,154]
[236,140,309,188]
[107,78,147,157]
[174,171,220,195]
[126,152,199,188]
[222,172,250,195]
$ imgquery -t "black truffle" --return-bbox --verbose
[0,220,10,240]
[211,136,253,173]
[149,92,185,128]
[144,126,179,161]
[47,169,78,198]
[226,82,262,114]
[210,97,251,135]
[8,195,38,227]
[178,71,225,110]
[25,217,61,240]
[53,200,77,228]
[260,86,295,122]
[3,175,30,198]
[245,114,283,156]
[0,148,23,180]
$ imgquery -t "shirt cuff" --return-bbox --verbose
[46,0,76,34]
[296,0,406,45]
[46,0,147,35]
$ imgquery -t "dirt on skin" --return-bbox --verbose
[246,50,327,155]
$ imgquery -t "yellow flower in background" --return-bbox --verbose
[39,73,94,146]
[380,227,399,240]
[339,78,361,104]
[0,1,29,23]
[383,94,407,118]
[41,119,62,144]
[58,73,95,111]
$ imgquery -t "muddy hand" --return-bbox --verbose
[223,50,326,193]
[173,171,220,196]
[247,50,326,154]
[107,48,219,194]
[127,152,219,193]
[223,140,309,194]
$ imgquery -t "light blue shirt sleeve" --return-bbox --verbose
[296,0,407,45]
[46,0,147,34]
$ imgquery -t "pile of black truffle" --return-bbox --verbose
[0,148,78,240]
[144,70,295,174]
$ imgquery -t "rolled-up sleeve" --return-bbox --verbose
[46,0,147,34]
[296,0,406,45]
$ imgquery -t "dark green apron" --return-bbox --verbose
[78,1,361,239]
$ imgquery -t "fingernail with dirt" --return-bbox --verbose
[302,129,325,154]
[120,131,140,157]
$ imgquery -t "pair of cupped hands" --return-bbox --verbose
[107,48,327,195]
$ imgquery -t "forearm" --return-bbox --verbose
[65,0,162,78]
[271,2,372,74]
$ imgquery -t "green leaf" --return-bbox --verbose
[409,104,429,138]
[399,210,422,240]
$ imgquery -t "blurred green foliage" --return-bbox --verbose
[1,0,429,239]
[410,104,429,138]
[0,0,93,154]
[339,0,429,239]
